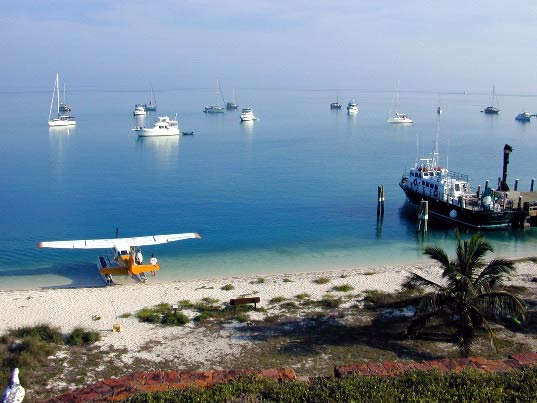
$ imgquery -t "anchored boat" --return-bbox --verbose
[399,144,530,230]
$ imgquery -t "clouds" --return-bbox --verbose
[1,1,536,92]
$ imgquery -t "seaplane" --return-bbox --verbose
[38,232,201,285]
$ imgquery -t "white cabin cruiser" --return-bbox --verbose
[347,100,359,114]
[135,115,180,137]
[133,105,147,116]
[387,112,413,123]
[240,108,256,121]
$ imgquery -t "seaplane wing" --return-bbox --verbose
[38,233,201,249]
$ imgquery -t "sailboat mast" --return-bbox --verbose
[217,79,225,106]
[56,73,60,115]
[48,74,57,121]
[395,80,400,114]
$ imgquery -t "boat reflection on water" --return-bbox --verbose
[48,126,76,180]
[136,135,180,169]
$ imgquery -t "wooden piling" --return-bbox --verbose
[531,178,535,192]
[417,200,428,233]
[476,185,481,198]
[514,179,519,191]
[485,180,489,191]
[377,186,385,217]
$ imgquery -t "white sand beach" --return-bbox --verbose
[1,261,535,372]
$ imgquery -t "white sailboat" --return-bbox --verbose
[204,80,225,113]
[387,81,413,123]
[48,73,76,127]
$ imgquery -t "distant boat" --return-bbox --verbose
[436,95,442,114]
[240,108,256,122]
[59,83,72,112]
[387,81,413,123]
[483,85,500,114]
[133,104,146,116]
[48,73,76,127]
[144,84,157,112]
[205,80,225,113]
[347,100,358,114]
[330,94,342,109]
[134,115,179,137]
[515,112,531,122]
[226,88,238,110]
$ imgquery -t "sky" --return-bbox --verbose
[1,0,537,93]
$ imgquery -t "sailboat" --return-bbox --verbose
[483,85,500,114]
[59,83,72,112]
[387,81,413,123]
[48,73,76,127]
[436,94,443,115]
[144,84,157,112]
[204,80,225,113]
[226,88,238,110]
[330,94,342,109]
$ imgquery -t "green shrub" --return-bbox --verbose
[193,312,212,322]
[91,315,101,321]
[282,278,293,283]
[319,295,343,309]
[9,324,63,344]
[178,300,194,309]
[161,312,189,326]
[280,301,299,310]
[118,369,537,403]
[331,284,354,292]
[119,313,132,318]
[221,284,234,291]
[295,293,311,300]
[234,314,249,323]
[136,308,161,323]
[155,303,171,313]
[66,327,101,345]
[269,296,286,304]
[313,277,330,285]
[253,277,265,284]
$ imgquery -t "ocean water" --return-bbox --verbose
[1,87,537,289]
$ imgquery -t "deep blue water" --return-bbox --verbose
[1,87,537,288]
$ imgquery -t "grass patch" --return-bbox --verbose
[136,305,189,326]
[251,277,265,284]
[363,271,376,276]
[7,324,63,344]
[318,295,343,309]
[282,278,293,283]
[65,327,101,346]
[177,300,195,309]
[91,315,101,321]
[295,293,311,300]
[363,289,423,309]
[280,301,299,311]
[119,313,132,318]
[161,312,189,326]
[331,284,354,292]
[221,284,234,291]
[313,277,330,285]
[269,296,287,304]
[201,297,220,304]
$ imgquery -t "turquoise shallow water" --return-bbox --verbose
[1,88,537,289]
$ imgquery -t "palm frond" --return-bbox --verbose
[475,292,527,321]
[423,246,451,273]
[474,259,517,289]
[407,308,448,337]
[403,272,444,293]
[471,308,499,353]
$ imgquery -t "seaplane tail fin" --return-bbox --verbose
[38,233,201,249]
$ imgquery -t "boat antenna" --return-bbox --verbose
[415,132,419,167]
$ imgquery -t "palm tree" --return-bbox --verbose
[404,230,526,357]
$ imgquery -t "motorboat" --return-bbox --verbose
[133,105,146,116]
[134,115,180,137]
[515,112,531,122]
[331,94,342,109]
[48,73,76,127]
[387,113,413,124]
[347,100,358,114]
[240,108,256,121]
[387,81,413,123]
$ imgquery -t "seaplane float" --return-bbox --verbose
[38,232,201,285]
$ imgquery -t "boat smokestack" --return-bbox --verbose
[499,144,512,191]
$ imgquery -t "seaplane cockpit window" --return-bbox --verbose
[120,250,129,256]
[455,183,461,192]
